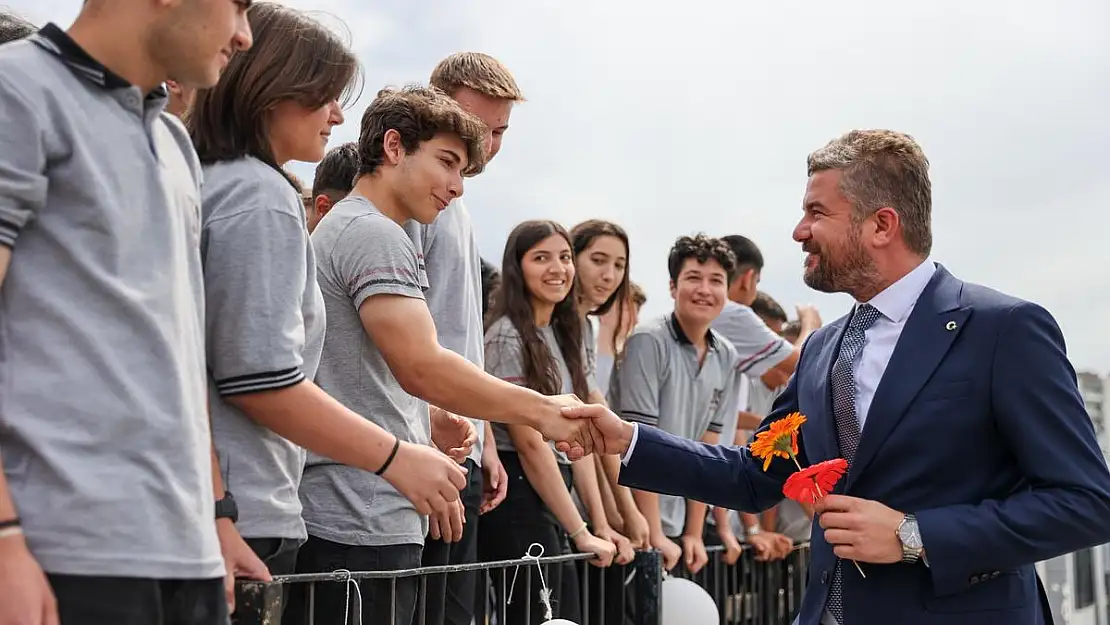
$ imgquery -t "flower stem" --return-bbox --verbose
[789,452,803,472]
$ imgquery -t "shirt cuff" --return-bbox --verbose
[620,422,640,465]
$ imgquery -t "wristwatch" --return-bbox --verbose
[746,524,762,537]
[215,491,239,523]
[897,514,924,564]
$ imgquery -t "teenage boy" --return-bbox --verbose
[608,234,744,574]
[0,3,253,623]
[405,52,524,625]
[297,85,588,624]
[307,141,359,232]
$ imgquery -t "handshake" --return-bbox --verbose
[536,395,637,460]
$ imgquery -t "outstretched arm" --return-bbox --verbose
[915,302,1110,595]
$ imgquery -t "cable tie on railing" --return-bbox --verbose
[507,542,554,620]
[332,568,363,625]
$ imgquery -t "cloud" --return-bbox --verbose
[11,0,1109,372]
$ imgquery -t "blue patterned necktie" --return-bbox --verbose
[826,303,882,625]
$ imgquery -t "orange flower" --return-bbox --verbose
[749,412,807,471]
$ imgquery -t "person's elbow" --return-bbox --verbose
[389,351,434,397]
[759,367,791,390]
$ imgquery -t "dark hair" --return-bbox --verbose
[667,234,737,282]
[356,84,487,179]
[480,257,500,319]
[751,291,787,324]
[629,281,647,307]
[569,219,631,317]
[488,220,590,401]
[782,320,801,344]
[312,141,358,198]
[0,10,35,44]
[190,2,361,187]
[721,235,764,278]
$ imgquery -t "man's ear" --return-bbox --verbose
[314,194,333,219]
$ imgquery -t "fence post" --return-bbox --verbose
[632,550,663,625]
[234,580,284,625]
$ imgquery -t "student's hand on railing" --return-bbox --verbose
[573,529,617,568]
[430,407,477,464]
[383,442,467,516]
[680,533,709,575]
[651,532,683,572]
[556,403,635,457]
[429,498,465,543]
[595,525,636,565]
[0,534,57,625]
[747,531,793,562]
[216,518,271,612]
[716,526,744,565]
[622,508,651,549]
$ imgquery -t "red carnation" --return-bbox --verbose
[782,458,849,503]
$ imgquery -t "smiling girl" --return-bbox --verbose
[478,220,620,625]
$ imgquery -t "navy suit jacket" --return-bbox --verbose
[620,266,1110,625]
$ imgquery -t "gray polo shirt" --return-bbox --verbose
[484,316,597,465]
[0,27,220,578]
[202,157,326,542]
[610,313,742,537]
[303,196,431,547]
[711,300,793,379]
[404,199,485,466]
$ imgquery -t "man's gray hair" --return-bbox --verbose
[807,129,933,256]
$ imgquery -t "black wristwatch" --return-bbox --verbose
[215,491,238,523]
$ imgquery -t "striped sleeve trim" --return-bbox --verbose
[706,421,724,434]
[216,367,305,396]
[347,266,425,298]
[736,340,789,374]
[622,410,659,427]
[0,217,21,248]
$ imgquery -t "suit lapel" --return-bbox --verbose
[808,318,848,464]
[844,266,968,489]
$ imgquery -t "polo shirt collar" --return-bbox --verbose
[31,23,167,98]
[668,312,718,350]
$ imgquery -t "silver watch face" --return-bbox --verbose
[899,518,923,551]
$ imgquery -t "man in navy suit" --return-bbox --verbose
[560,129,1110,625]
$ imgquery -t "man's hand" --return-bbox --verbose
[717,527,744,565]
[381,442,467,516]
[0,535,58,625]
[622,508,651,549]
[815,495,904,564]
[680,533,709,574]
[216,518,272,613]
[796,304,823,330]
[595,526,636,565]
[535,395,592,459]
[480,448,509,515]
[429,498,465,543]
[557,403,635,457]
[651,532,682,572]
[748,531,793,562]
[430,408,477,464]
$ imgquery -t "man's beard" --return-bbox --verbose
[802,228,880,297]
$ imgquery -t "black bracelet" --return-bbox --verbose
[375,437,401,476]
[0,517,20,530]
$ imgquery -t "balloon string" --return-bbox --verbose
[507,543,554,620]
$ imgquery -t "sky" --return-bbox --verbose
[9,0,1109,374]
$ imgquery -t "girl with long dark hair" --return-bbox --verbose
[478,220,619,625]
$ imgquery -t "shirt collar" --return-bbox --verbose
[31,23,166,98]
[862,259,937,323]
[668,312,718,350]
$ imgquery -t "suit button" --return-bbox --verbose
[991,571,1001,579]
[822,571,829,584]
[969,576,979,585]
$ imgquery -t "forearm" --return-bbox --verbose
[227,380,395,474]
[596,460,624,528]
[599,452,639,517]
[736,411,764,431]
[683,499,708,538]
[760,506,779,532]
[0,454,17,521]
[210,445,225,499]
[515,434,586,533]
[633,489,665,537]
[738,512,761,533]
[572,456,609,529]
[712,507,734,535]
[402,348,547,429]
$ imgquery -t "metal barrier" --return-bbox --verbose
[236,542,811,625]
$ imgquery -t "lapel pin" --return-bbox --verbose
[945,321,957,331]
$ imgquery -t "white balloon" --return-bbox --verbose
[661,577,719,625]
[540,620,580,625]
